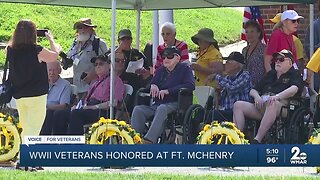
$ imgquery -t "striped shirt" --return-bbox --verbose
[155,40,189,70]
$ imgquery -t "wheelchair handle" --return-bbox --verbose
[138,92,151,97]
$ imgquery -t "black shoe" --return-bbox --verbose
[251,139,261,144]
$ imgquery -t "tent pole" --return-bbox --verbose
[152,10,159,72]
[136,8,141,49]
[310,4,314,59]
[110,0,116,119]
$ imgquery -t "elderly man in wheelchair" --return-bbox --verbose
[131,46,195,144]
[233,49,304,144]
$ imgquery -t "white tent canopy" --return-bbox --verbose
[0,0,315,118]
[0,0,314,9]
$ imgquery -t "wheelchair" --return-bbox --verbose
[245,97,315,144]
[135,87,205,144]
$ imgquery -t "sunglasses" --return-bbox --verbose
[94,62,106,67]
[115,58,126,63]
[273,58,290,63]
[161,54,176,60]
[290,19,300,24]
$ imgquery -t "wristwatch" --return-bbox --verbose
[275,94,280,100]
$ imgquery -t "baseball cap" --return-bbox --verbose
[272,49,294,62]
[224,52,245,65]
[281,10,304,21]
[90,55,110,64]
[161,46,181,57]
[118,29,132,39]
[269,13,282,24]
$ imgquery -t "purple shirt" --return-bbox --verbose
[87,75,125,103]
[151,63,195,104]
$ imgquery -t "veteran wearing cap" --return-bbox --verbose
[67,18,108,99]
[131,46,195,144]
[265,10,304,72]
[205,52,251,123]
[191,28,223,87]
[233,49,303,144]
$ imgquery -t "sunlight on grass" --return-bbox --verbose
[0,3,243,66]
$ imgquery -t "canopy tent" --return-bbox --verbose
[0,0,314,9]
[0,0,315,118]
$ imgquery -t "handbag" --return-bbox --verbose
[0,52,13,105]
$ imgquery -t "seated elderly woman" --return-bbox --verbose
[191,28,223,87]
[131,46,195,144]
[155,22,189,70]
[53,55,125,135]
[233,49,303,144]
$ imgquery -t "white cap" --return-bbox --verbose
[281,10,304,21]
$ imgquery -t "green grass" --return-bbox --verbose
[0,3,243,67]
[0,170,318,180]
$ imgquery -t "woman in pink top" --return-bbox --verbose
[155,22,189,70]
[265,10,303,72]
[67,55,125,135]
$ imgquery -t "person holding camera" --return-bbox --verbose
[6,20,59,158]
[65,18,108,99]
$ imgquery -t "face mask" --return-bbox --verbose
[77,32,91,42]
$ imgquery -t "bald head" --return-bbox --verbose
[47,60,62,83]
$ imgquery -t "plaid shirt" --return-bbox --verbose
[215,70,251,110]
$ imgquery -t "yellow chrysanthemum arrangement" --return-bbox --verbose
[86,117,142,144]
[306,128,320,173]
[0,112,22,162]
[197,121,248,144]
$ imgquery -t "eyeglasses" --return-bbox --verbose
[290,19,300,24]
[94,62,106,67]
[162,54,176,60]
[115,58,126,63]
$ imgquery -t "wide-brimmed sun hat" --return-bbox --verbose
[73,18,97,30]
[191,28,217,45]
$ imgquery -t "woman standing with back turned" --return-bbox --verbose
[6,20,59,146]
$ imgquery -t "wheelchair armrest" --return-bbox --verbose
[135,88,151,106]
[177,88,193,114]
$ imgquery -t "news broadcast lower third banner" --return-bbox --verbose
[20,144,319,167]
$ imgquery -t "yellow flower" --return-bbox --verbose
[7,116,13,122]
[203,124,211,132]
[17,123,22,129]
[128,128,134,132]
[0,113,5,118]
[309,136,314,143]
[99,117,107,124]
[118,121,127,126]
[92,123,100,128]
[134,134,142,143]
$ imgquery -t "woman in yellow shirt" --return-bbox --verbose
[191,28,223,87]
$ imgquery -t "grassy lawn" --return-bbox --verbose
[0,3,242,66]
[0,169,318,180]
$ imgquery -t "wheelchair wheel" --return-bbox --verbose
[182,104,205,144]
[286,107,312,144]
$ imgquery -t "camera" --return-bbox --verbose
[59,52,73,70]
[36,29,48,37]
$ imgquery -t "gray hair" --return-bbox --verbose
[161,22,176,33]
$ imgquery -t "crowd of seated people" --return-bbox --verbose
[33,9,313,144]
